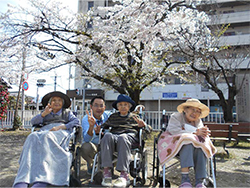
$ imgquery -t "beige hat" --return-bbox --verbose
[177,98,210,118]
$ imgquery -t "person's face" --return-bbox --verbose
[117,101,130,116]
[50,96,63,112]
[90,98,106,119]
[183,107,201,122]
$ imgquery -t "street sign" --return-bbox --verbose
[162,92,177,99]
[37,79,46,83]
[23,73,28,80]
[22,81,29,91]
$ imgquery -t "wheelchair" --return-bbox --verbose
[152,111,217,188]
[89,110,150,187]
[32,124,82,187]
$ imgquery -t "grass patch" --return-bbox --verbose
[213,140,250,148]
[215,151,233,159]
[235,141,250,148]
[145,131,160,147]
[0,129,30,137]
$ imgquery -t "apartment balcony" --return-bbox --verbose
[219,33,250,46]
[209,10,250,25]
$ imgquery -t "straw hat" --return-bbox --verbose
[177,98,209,118]
[42,91,71,108]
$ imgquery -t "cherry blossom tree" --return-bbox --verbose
[172,2,250,122]
[0,0,213,104]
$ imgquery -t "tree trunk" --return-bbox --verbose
[219,88,235,123]
[128,89,141,106]
[13,47,26,130]
[13,77,22,130]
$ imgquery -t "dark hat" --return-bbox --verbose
[112,94,136,111]
[42,91,71,108]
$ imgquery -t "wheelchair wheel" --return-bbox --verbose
[158,176,171,188]
[74,147,81,179]
[204,177,215,188]
[93,170,103,185]
[153,136,160,179]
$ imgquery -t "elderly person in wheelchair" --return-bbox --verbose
[13,91,80,188]
[158,99,216,188]
[91,94,149,187]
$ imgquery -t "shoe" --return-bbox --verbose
[113,177,130,187]
[101,177,112,187]
[196,183,207,188]
[179,182,192,188]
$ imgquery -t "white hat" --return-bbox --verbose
[177,98,210,118]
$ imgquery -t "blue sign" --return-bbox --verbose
[162,92,177,98]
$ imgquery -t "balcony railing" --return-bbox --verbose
[1,110,236,130]
[209,11,250,25]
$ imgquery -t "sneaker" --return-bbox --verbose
[101,177,112,187]
[179,182,192,188]
[113,177,130,187]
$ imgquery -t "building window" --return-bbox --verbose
[88,1,94,10]
[87,1,94,28]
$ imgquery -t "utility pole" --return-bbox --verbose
[20,45,27,128]
[69,65,71,90]
[82,79,86,115]
[36,79,46,110]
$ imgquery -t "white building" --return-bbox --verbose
[75,0,250,115]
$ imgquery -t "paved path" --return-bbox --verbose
[1,130,250,187]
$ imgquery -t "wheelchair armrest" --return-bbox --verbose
[97,127,111,145]
[139,129,143,147]
[31,124,43,132]
[73,126,83,144]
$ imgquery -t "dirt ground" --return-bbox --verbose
[0,130,249,187]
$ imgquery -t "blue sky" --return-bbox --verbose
[0,0,78,100]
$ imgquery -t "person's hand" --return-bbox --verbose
[86,109,96,128]
[133,116,146,127]
[86,109,97,136]
[196,125,210,137]
[94,124,101,135]
[50,124,66,131]
[41,104,52,117]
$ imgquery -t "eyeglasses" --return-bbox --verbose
[92,104,105,108]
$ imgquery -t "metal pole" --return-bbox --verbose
[54,75,57,91]
[207,97,210,122]
[36,86,39,111]
[21,86,25,127]
[82,79,85,116]
[21,44,26,128]
[158,98,161,130]
[69,65,71,90]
